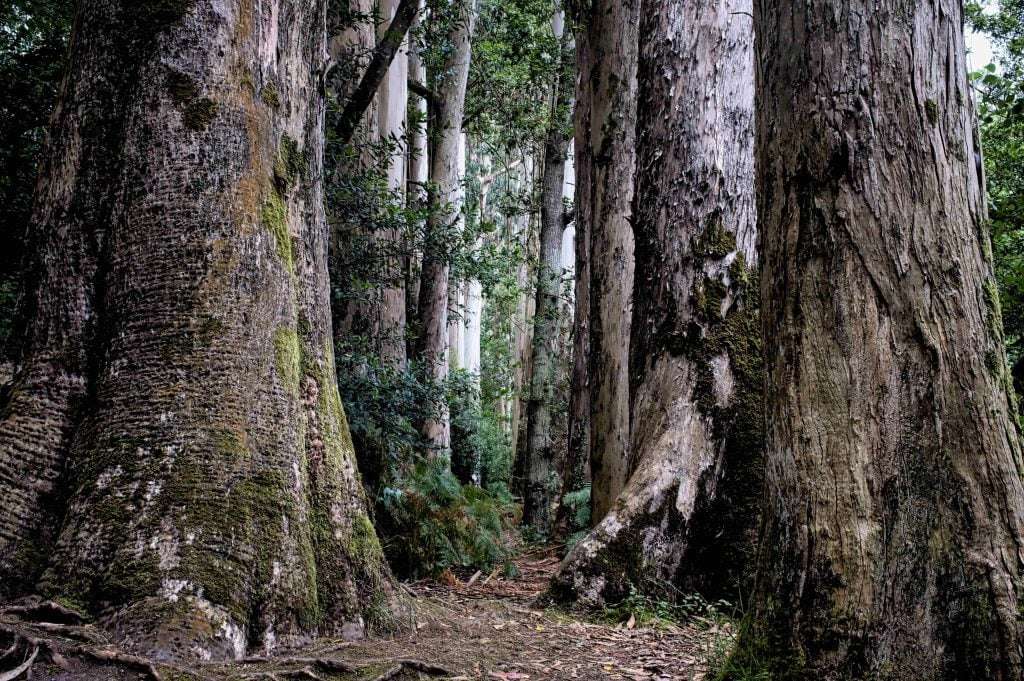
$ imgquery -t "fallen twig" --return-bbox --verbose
[0,644,38,681]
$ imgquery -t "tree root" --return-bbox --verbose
[372,659,453,680]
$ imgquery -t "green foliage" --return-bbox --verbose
[600,584,730,628]
[376,457,515,578]
[561,485,590,546]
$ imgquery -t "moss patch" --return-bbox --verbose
[274,326,301,395]
[262,193,293,272]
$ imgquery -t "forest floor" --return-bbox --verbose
[0,547,728,681]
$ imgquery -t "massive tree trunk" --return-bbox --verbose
[416,0,476,455]
[523,10,573,534]
[744,1,1024,678]
[0,0,398,662]
[578,0,637,524]
[553,0,758,606]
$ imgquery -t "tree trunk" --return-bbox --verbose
[579,0,638,524]
[746,1,1024,678]
[375,0,410,368]
[552,0,759,606]
[0,0,398,662]
[405,0,427,358]
[558,8,593,532]
[415,0,475,455]
[523,10,573,535]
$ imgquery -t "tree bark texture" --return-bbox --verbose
[523,10,573,535]
[749,1,1024,678]
[0,0,398,662]
[553,0,759,606]
[579,0,638,525]
[415,0,476,455]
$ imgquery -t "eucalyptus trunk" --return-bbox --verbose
[0,0,398,662]
[522,11,573,534]
[578,0,637,524]
[416,0,476,454]
[747,0,1024,678]
[553,0,758,606]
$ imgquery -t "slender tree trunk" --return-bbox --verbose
[416,0,476,455]
[553,0,758,606]
[745,1,1024,678]
[405,0,427,357]
[376,0,410,368]
[0,0,398,661]
[579,0,638,524]
[523,11,573,534]
[558,8,594,531]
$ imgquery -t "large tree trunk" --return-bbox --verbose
[745,1,1024,678]
[416,0,476,455]
[0,0,398,662]
[523,10,573,534]
[579,0,638,524]
[552,0,759,606]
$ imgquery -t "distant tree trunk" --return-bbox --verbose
[405,0,427,355]
[0,0,398,661]
[578,0,637,524]
[745,0,1024,677]
[523,11,573,534]
[416,0,476,455]
[376,0,410,368]
[552,0,758,606]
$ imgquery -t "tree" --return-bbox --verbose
[416,0,477,454]
[573,0,637,526]
[743,0,1024,677]
[522,7,573,534]
[0,0,397,661]
[552,0,760,605]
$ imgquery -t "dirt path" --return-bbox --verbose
[0,549,726,680]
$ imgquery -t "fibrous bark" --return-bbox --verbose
[746,1,1024,678]
[552,0,759,606]
[416,0,476,455]
[579,0,637,524]
[523,10,574,535]
[1,0,398,662]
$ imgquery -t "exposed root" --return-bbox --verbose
[0,599,87,626]
[372,659,453,680]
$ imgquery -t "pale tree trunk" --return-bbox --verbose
[553,0,758,606]
[523,10,573,534]
[0,0,399,662]
[448,132,469,372]
[745,0,1024,678]
[580,0,637,524]
[376,0,410,368]
[405,0,427,353]
[416,0,476,454]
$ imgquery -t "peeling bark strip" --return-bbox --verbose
[750,0,1024,678]
[580,0,638,527]
[1,0,398,662]
[553,0,759,606]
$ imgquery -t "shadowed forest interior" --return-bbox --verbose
[1,0,1024,679]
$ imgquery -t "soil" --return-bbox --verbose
[0,548,727,681]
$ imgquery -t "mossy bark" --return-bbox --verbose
[747,0,1024,678]
[552,0,759,607]
[0,0,399,662]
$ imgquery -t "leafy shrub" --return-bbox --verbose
[376,457,516,578]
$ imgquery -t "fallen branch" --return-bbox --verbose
[0,644,37,681]
[372,659,454,679]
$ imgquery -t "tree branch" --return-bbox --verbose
[336,0,420,144]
